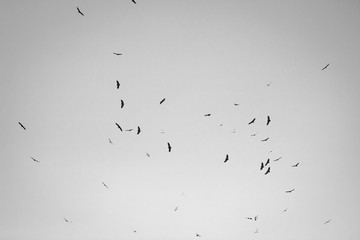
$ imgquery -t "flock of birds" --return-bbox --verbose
[15,3,334,238]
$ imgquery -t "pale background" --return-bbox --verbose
[1,0,360,239]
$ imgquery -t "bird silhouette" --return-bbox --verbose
[224,154,229,163]
[285,189,295,193]
[265,167,270,175]
[321,63,329,71]
[267,82,272,86]
[234,103,239,106]
[160,98,166,104]
[174,206,178,211]
[292,162,299,167]
[101,181,109,189]
[248,118,256,125]
[137,126,141,135]
[121,100,124,108]
[282,208,288,213]
[254,229,259,234]
[18,122,26,130]
[261,137,269,142]
[196,233,201,237]
[246,217,253,220]
[273,157,282,162]
[267,116,271,125]
[204,113,211,117]
[146,152,150,157]
[116,80,120,89]
[260,162,264,171]
[265,158,270,166]
[109,139,113,144]
[113,52,122,56]
[125,129,134,131]
[251,132,257,136]
[167,142,172,152]
[131,0,136,4]
[31,157,40,163]
[254,215,258,221]
[64,218,71,223]
[77,7,84,16]
[324,219,331,224]
[115,123,123,131]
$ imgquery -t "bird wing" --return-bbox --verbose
[265,167,270,174]
[260,162,264,170]
[267,116,271,125]
[19,122,26,130]
[167,142,171,152]
[248,118,255,124]
[137,126,141,134]
[224,154,229,163]
[160,98,165,104]
[121,100,124,108]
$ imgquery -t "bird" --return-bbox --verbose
[251,132,257,137]
[261,137,269,142]
[113,52,122,56]
[267,115,271,125]
[31,157,40,163]
[161,130,165,134]
[131,0,136,4]
[134,230,137,233]
[273,157,282,162]
[324,219,331,224]
[285,189,295,193]
[77,7,84,16]
[115,123,123,131]
[260,162,264,171]
[267,82,272,86]
[292,162,299,167]
[125,129,134,132]
[146,152,150,157]
[204,113,211,117]
[234,103,239,106]
[254,216,258,221]
[196,233,201,237]
[174,206,178,211]
[224,154,229,163]
[160,98,166,104]
[101,181,109,189]
[321,63,329,71]
[282,208,288,213]
[108,138,113,144]
[137,126,141,135]
[18,122,26,130]
[116,80,120,89]
[265,167,270,175]
[246,217,253,220]
[167,142,172,152]
[64,218,71,223]
[254,229,259,234]
[248,118,256,125]
[121,100,124,108]
[265,158,270,166]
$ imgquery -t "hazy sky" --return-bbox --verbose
[1,0,360,239]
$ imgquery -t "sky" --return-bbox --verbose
[1,0,360,239]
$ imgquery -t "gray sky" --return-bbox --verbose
[1,0,360,239]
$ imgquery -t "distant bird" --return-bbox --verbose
[137,126,141,135]
[282,208,288,213]
[224,154,229,163]
[260,162,264,171]
[254,215,258,221]
[196,233,201,237]
[204,113,211,117]
[64,218,71,223]
[18,122,26,130]
[261,137,269,142]
[321,63,329,71]
[174,206,178,211]
[160,98,166,104]
[161,130,165,134]
[324,219,331,224]
[115,123,123,131]
[265,167,270,175]
[267,115,271,125]
[273,157,282,162]
[77,7,84,16]
[265,158,270,166]
[31,157,40,163]
[267,82,272,86]
[248,118,256,125]
[234,103,239,106]
[134,230,137,233]
[251,132,257,137]
[167,142,172,152]
[116,80,120,89]
[246,217,253,220]
[146,152,150,157]
[292,162,299,167]
[101,181,109,189]
[285,189,295,193]
[125,129,133,131]
[121,100,124,108]
[109,138,113,144]
[254,229,259,233]
[113,52,122,56]
[131,0,136,4]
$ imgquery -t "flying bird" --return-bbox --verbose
[31,157,40,163]
[234,103,239,106]
[167,142,172,152]
[273,157,282,162]
[174,206,178,211]
[131,0,136,4]
[267,115,271,125]
[285,189,295,193]
[113,52,122,56]
[321,63,329,71]
[254,216,258,221]
[292,162,299,167]
[101,181,109,189]
[121,100,124,108]
[254,229,259,234]
[146,152,150,157]
[246,217,253,220]
[251,132,257,137]
[116,80,120,89]
[204,113,211,117]
[324,219,331,224]
[160,98,166,104]
[125,129,134,132]
[267,82,272,86]
[282,208,288,213]
[248,118,256,125]
[196,233,201,237]
[265,158,270,166]
[115,123,123,131]
[261,137,269,142]
[108,138,113,144]
[18,122,26,130]
[77,7,84,16]
[64,218,71,223]
[260,162,264,171]
[137,126,141,135]
[224,154,229,163]
[265,167,270,175]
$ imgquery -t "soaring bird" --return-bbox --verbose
[267,82,272,86]
[18,122,26,130]
[115,123,123,131]
[31,157,40,163]
[137,126,141,135]
[224,154,229,163]
[251,132,257,137]
[254,215,258,221]
[234,103,239,106]
[174,206,178,211]
[160,98,166,104]
[265,158,270,166]
[131,0,136,4]
[116,80,120,89]
[273,157,282,162]
[121,100,124,108]
[146,152,150,157]
[77,7,84,16]
[265,167,270,175]
[285,189,295,193]
[248,118,256,125]
[101,181,109,189]
[321,63,329,71]
[196,233,201,237]
[125,129,134,132]
[324,219,331,224]
[64,218,71,223]
[167,142,172,152]
[246,217,253,220]
[204,113,211,117]
[260,162,264,171]
[267,116,271,125]
[113,52,122,56]
[109,138,113,144]
[282,208,288,213]
[292,162,299,167]
[261,137,269,142]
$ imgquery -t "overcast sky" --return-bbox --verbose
[1,0,360,239]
